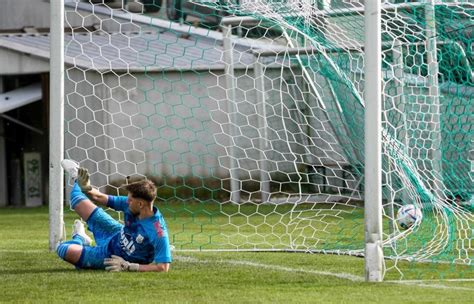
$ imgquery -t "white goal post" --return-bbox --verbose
[49,0,65,251]
[363,0,383,282]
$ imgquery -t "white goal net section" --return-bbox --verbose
[60,0,473,280]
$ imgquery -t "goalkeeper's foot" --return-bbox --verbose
[61,159,79,180]
[72,219,92,246]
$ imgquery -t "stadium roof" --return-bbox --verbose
[65,1,279,51]
[0,1,292,74]
[0,30,260,72]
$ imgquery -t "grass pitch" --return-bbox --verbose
[0,207,473,303]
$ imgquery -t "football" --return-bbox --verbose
[396,204,422,229]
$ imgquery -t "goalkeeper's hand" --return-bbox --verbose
[77,168,92,192]
[104,255,139,272]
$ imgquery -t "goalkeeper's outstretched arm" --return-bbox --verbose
[138,263,170,272]
[104,255,170,272]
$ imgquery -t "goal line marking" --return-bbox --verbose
[175,255,364,281]
[175,255,474,291]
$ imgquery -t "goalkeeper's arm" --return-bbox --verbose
[84,187,109,206]
[104,255,170,272]
[137,263,170,272]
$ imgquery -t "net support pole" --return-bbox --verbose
[364,1,383,282]
[387,39,408,252]
[222,24,240,204]
[424,0,444,199]
[49,0,65,251]
[253,55,270,203]
[392,39,409,203]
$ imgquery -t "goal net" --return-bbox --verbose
[61,0,473,280]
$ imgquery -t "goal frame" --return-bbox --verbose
[48,0,384,281]
[48,0,462,282]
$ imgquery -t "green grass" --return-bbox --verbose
[0,207,473,303]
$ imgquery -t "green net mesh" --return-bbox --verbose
[64,0,473,280]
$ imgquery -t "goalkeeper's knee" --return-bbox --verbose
[70,182,88,209]
[56,239,82,260]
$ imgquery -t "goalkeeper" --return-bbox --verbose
[56,162,172,272]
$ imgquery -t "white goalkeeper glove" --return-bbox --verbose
[77,167,92,192]
[104,255,139,272]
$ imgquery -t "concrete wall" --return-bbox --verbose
[0,0,51,30]
[63,66,351,190]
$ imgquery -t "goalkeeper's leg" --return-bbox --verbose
[70,182,122,246]
[56,220,110,269]
[56,240,108,269]
[56,220,91,266]
[56,236,85,266]
[58,183,99,267]
[70,182,98,221]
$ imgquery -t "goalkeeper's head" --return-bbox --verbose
[123,180,157,216]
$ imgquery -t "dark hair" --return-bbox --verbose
[122,180,157,203]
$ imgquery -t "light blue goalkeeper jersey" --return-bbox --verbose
[106,195,172,264]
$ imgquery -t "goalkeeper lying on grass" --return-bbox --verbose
[56,160,171,272]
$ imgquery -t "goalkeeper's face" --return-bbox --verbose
[127,194,141,216]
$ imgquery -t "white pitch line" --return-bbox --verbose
[0,249,46,253]
[391,281,474,292]
[387,278,474,283]
[175,255,365,282]
[176,255,474,291]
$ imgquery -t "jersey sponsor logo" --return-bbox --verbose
[154,221,164,238]
[120,230,136,255]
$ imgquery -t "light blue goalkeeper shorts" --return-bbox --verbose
[77,207,123,269]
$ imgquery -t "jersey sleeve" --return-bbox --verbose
[151,220,172,263]
[106,195,128,212]
[153,236,172,263]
